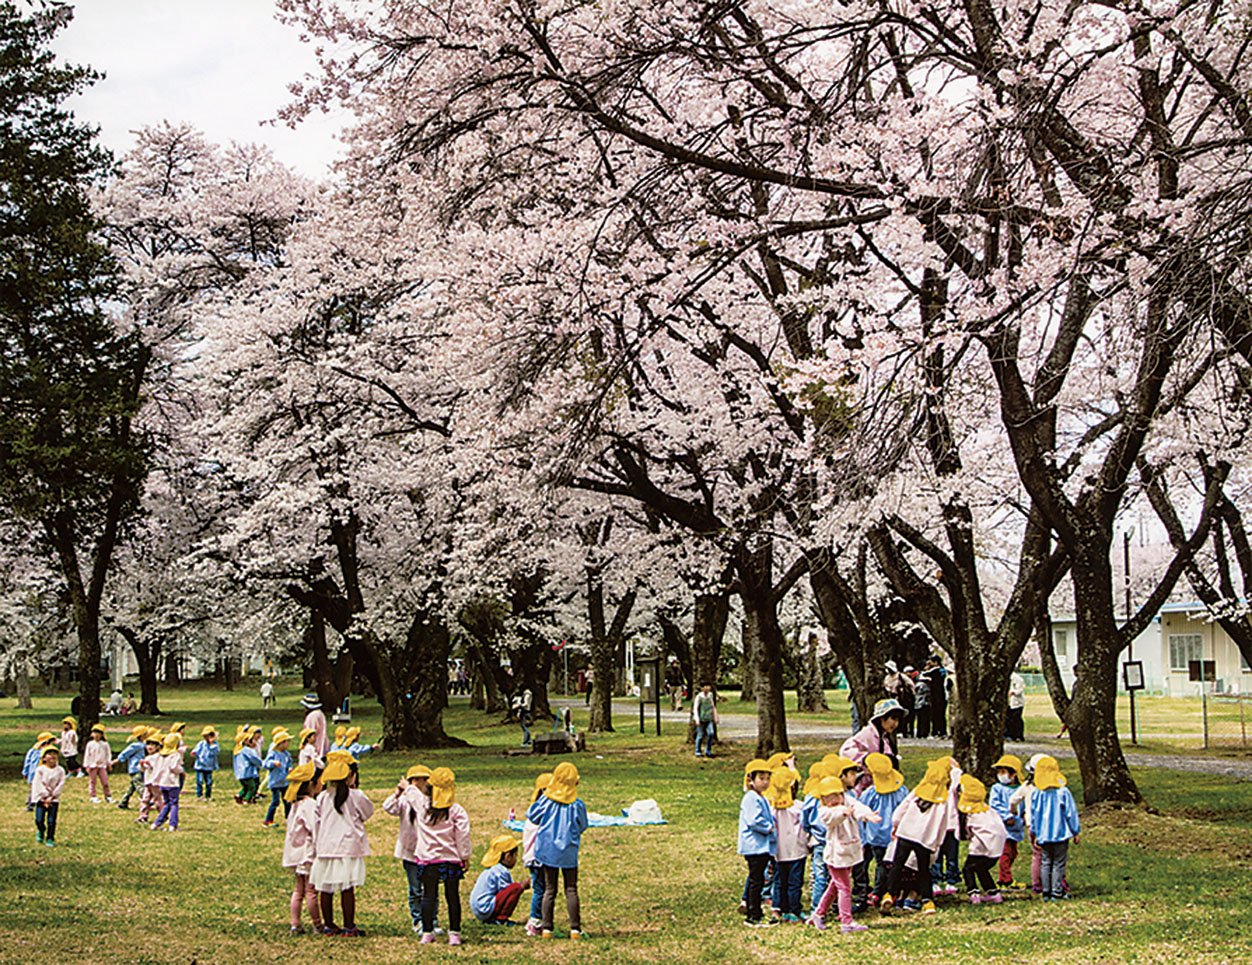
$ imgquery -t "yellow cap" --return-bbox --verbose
[482,833,522,868]
[830,755,859,775]
[90,723,106,734]
[1033,756,1066,790]
[170,722,186,734]
[816,775,845,797]
[35,730,56,744]
[768,767,800,809]
[284,762,318,802]
[958,774,990,813]
[326,749,356,765]
[334,725,347,741]
[544,762,580,805]
[765,751,791,770]
[406,764,432,781]
[865,753,905,795]
[992,754,1024,783]
[62,716,76,727]
[159,733,182,755]
[322,757,353,783]
[913,758,952,804]
[430,766,457,808]
[529,772,553,805]
[803,761,833,798]
[344,726,361,745]
[271,729,294,746]
[299,727,317,744]
[129,725,148,739]
[201,725,216,737]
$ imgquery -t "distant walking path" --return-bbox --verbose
[553,697,1252,780]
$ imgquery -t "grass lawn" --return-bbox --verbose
[1,682,1250,963]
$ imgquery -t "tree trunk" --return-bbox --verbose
[810,547,889,726]
[466,639,504,713]
[165,644,181,684]
[949,648,1010,779]
[739,615,757,702]
[738,538,788,756]
[586,567,614,732]
[308,609,352,712]
[376,610,463,749]
[1068,545,1142,804]
[692,588,730,688]
[795,631,829,713]
[14,652,32,709]
[117,625,160,715]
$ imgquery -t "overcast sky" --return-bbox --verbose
[50,1,347,177]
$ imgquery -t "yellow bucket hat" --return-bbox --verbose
[299,727,317,744]
[830,755,859,776]
[406,764,432,781]
[865,752,905,794]
[334,725,347,741]
[160,733,181,756]
[271,729,294,746]
[482,833,522,867]
[283,762,318,801]
[37,734,59,748]
[992,753,1024,783]
[322,757,352,783]
[129,725,147,739]
[958,774,990,813]
[545,762,580,805]
[90,723,106,734]
[766,751,792,771]
[201,725,216,737]
[816,775,845,797]
[62,716,76,728]
[345,726,361,744]
[326,749,356,765]
[530,771,553,805]
[145,727,163,742]
[913,758,952,804]
[1033,756,1066,790]
[429,766,457,808]
[803,761,832,798]
[743,758,771,789]
[35,730,56,744]
[170,722,186,734]
[768,767,800,808]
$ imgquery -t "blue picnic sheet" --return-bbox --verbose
[503,810,667,832]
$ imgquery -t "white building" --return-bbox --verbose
[1049,602,1252,696]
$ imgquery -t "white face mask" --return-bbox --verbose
[997,773,1013,785]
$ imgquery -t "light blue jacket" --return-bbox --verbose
[858,784,910,849]
[233,746,262,780]
[347,741,374,758]
[117,740,146,775]
[262,748,292,788]
[470,863,514,920]
[989,781,1025,842]
[527,794,589,868]
[738,789,776,856]
[22,746,42,782]
[1028,786,1080,844]
[800,794,825,847]
[192,739,220,772]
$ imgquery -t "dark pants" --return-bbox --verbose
[884,840,933,901]
[931,701,947,738]
[265,787,292,824]
[775,858,804,916]
[916,706,932,739]
[153,785,181,828]
[118,771,143,808]
[195,769,214,798]
[403,860,425,926]
[1006,706,1025,741]
[420,865,462,934]
[540,865,580,932]
[238,776,259,802]
[963,854,999,893]
[35,802,59,842]
[743,853,770,922]
[931,830,960,886]
[858,844,888,900]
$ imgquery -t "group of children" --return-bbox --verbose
[738,736,1081,932]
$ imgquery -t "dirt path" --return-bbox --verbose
[554,697,1252,780]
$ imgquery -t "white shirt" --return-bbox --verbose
[1008,673,1026,710]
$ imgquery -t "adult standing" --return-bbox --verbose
[913,671,932,739]
[1005,670,1026,742]
[512,687,533,746]
[690,682,719,758]
[583,666,594,706]
[840,698,908,781]
[260,678,275,709]
[665,660,684,711]
[923,656,949,739]
[300,693,328,758]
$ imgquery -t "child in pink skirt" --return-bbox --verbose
[310,755,373,936]
[282,762,324,934]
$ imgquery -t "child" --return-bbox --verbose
[168,722,189,789]
[282,761,324,934]
[528,761,589,940]
[31,745,66,846]
[115,725,148,810]
[522,772,553,936]
[414,767,472,946]
[738,758,777,928]
[345,726,375,758]
[959,775,1007,904]
[234,726,263,804]
[471,834,529,924]
[192,726,220,801]
[298,727,323,769]
[262,729,294,826]
[1027,756,1080,902]
[382,763,433,933]
[769,766,806,922]
[879,756,959,915]
[799,762,832,916]
[151,732,186,830]
[809,775,880,933]
[823,754,874,912]
[858,752,909,907]
[59,716,83,777]
[931,755,962,897]
[330,725,349,754]
[23,732,58,811]
[1009,753,1051,894]
[310,754,373,936]
[136,731,164,824]
[988,753,1025,888]
[83,723,113,803]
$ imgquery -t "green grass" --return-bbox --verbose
[1,682,1250,962]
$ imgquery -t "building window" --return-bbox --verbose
[1168,633,1203,672]
[1054,628,1068,660]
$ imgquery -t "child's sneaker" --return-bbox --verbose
[541,930,555,939]
[289,926,303,935]
[524,922,540,937]
[867,893,880,908]
[969,892,982,905]
[983,892,1003,905]
[569,930,581,941]
[841,922,868,933]
[90,796,100,803]
[320,925,341,935]
[339,927,365,937]
[44,839,55,847]
[900,899,922,912]
[806,914,826,931]
[781,913,801,922]
[921,900,937,915]
[105,796,114,803]
[447,932,462,946]
[35,830,43,844]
